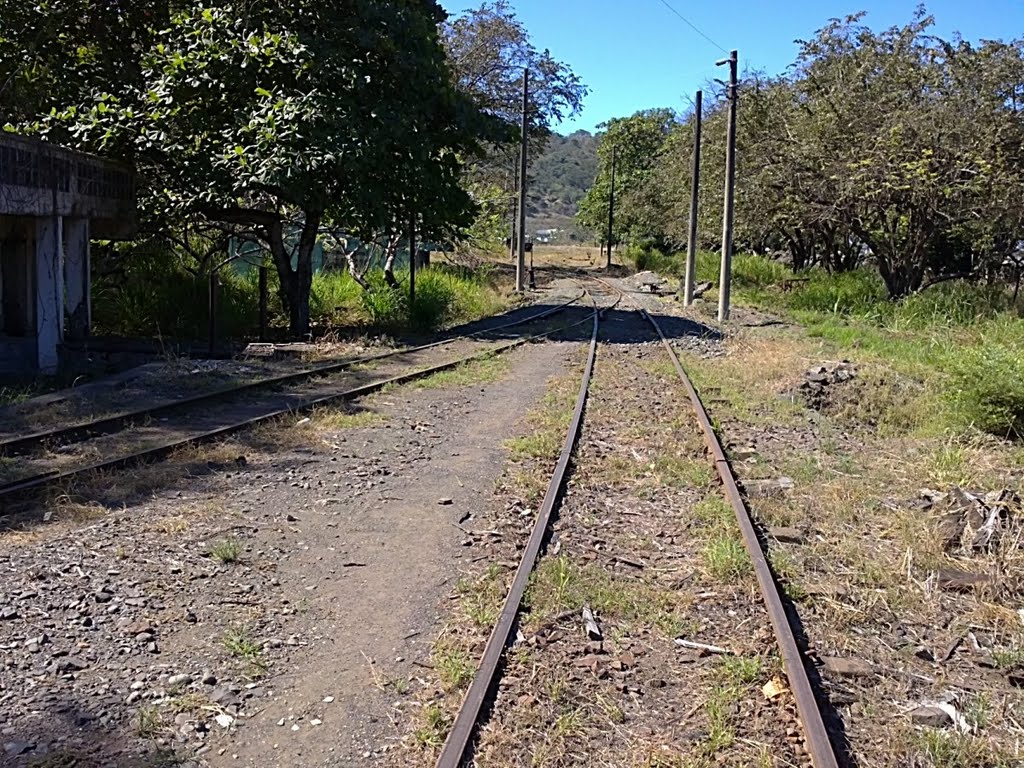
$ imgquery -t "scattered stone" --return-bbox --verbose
[323,696,335,703]
[0,607,18,621]
[820,656,874,679]
[768,526,805,544]
[3,741,34,758]
[936,568,993,592]
[799,362,856,411]
[201,671,218,686]
[214,714,234,729]
[168,674,193,687]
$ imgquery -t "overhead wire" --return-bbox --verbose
[653,0,729,54]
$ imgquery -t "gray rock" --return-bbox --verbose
[168,674,193,687]
[3,741,34,758]
[0,607,18,621]
[910,705,952,728]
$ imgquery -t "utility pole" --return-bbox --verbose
[509,157,518,268]
[683,90,703,306]
[516,68,529,292]
[716,49,738,322]
[606,144,617,269]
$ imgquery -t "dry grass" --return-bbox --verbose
[683,323,1024,766]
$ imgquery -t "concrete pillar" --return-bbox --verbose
[34,216,63,374]
[64,218,91,340]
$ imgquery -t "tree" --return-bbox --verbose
[441,1,588,252]
[25,0,483,336]
[577,109,677,249]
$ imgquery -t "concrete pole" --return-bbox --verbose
[606,145,616,269]
[34,216,62,373]
[716,50,738,322]
[64,218,91,340]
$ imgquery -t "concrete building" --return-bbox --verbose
[0,134,136,374]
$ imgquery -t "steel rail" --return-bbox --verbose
[434,296,608,768]
[640,308,839,768]
[0,294,585,457]
[0,305,599,507]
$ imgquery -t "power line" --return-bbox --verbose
[653,0,728,54]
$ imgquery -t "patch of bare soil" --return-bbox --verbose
[684,323,1024,767]
[0,341,574,768]
[389,310,808,768]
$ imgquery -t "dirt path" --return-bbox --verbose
[0,340,575,768]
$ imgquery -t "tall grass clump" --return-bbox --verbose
[946,320,1024,438]
[357,265,506,334]
[890,282,1015,330]
[310,270,365,325]
[786,269,887,317]
[93,250,260,339]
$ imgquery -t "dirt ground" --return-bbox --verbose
[0,337,576,768]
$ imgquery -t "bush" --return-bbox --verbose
[947,335,1024,438]
[891,282,1013,329]
[93,250,259,339]
[786,269,887,317]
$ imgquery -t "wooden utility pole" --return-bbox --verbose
[606,144,617,269]
[516,68,529,293]
[509,157,518,267]
[716,50,738,322]
[683,90,703,305]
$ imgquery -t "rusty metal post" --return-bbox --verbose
[208,270,219,356]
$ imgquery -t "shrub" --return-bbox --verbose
[947,327,1024,438]
[786,269,887,317]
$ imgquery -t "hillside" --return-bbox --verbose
[527,129,599,241]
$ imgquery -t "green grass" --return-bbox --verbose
[92,244,509,339]
[702,535,753,584]
[209,538,241,564]
[630,248,1024,441]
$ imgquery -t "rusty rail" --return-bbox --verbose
[640,307,839,768]
[0,304,596,507]
[0,295,584,458]
[434,295,609,768]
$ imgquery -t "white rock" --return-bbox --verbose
[215,714,234,729]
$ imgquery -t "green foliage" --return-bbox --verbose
[585,10,1024,299]
[947,329,1024,438]
[578,109,677,246]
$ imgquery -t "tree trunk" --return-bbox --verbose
[267,210,321,339]
[292,210,322,339]
[381,233,402,289]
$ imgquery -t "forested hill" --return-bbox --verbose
[527,129,599,238]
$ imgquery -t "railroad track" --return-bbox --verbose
[433,276,839,768]
[0,296,595,506]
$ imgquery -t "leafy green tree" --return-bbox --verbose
[577,109,677,249]
[441,1,588,251]
[18,1,483,336]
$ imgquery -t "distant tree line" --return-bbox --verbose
[0,0,586,335]
[579,10,1024,299]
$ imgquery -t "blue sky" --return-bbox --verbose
[439,0,1024,134]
